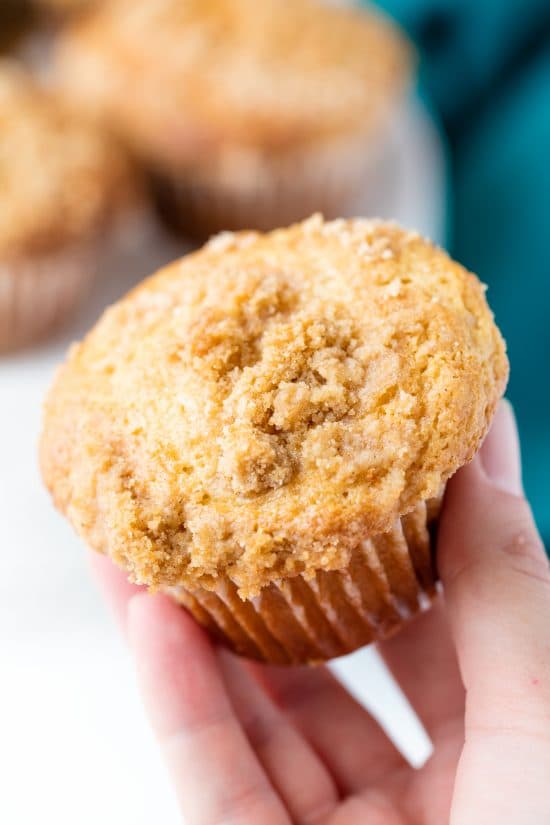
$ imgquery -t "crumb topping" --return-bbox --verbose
[0,62,134,258]
[40,216,508,596]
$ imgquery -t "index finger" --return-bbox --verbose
[128,593,290,825]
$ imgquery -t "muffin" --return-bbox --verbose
[56,0,412,239]
[0,63,137,353]
[40,215,508,664]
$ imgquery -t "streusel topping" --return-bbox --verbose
[41,216,508,596]
[0,63,133,257]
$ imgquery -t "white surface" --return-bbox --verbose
[0,100,445,825]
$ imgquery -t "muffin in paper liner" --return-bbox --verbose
[0,244,96,353]
[0,63,139,352]
[152,128,393,241]
[167,498,439,665]
[40,217,508,668]
[56,0,413,238]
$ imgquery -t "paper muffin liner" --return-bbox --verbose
[0,242,95,353]
[168,496,440,666]
[152,122,395,241]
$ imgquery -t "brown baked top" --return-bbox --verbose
[0,62,135,258]
[40,216,508,596]
[56,0,412,168]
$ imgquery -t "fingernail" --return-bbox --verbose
[480,399,523,496]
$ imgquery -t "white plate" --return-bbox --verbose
[0,99,445,825]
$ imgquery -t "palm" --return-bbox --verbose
[327,716,464,824]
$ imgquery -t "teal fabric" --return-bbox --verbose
[375,0,550,118]
[363,1,550,539]
[454,48,550,539]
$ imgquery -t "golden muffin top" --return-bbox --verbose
[57,0,411,166]
[0,63,134,258]
[40,215,508,597]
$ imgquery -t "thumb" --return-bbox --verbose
[438,400,550,824]
[439,399,550,723]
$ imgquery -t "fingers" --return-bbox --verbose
[92,557,405,804]
[379,599,465,742]
[475,398,521,494]
[88,551,143,633]
[439,400,550,720]
[128,594,290,825]
[218,651,339,823]
[92,560,339,822]
[438,401,550,823]
[250,661,407,793]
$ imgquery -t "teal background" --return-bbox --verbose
[364,0,550,540]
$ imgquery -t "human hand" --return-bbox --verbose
[92,400,550,824]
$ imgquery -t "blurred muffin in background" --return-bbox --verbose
[0,62,138,353]
[56,0,413,239]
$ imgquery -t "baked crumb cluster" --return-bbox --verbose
[0,63,132,258]
[58,0,411,159]
[41,216,508,597]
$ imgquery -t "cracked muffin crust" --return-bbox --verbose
[41,215,508,602]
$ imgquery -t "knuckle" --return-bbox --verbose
[299,802,338,825]
[443,536,550,598]
[213,780,278,824]
[467,719,550,746]
[500,530,550,586]
[162,706,232,746]
[501,527,545,560]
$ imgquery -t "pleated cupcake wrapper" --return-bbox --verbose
[0,243,95,353]
[152,122,395,241]
[168,497,440,666]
